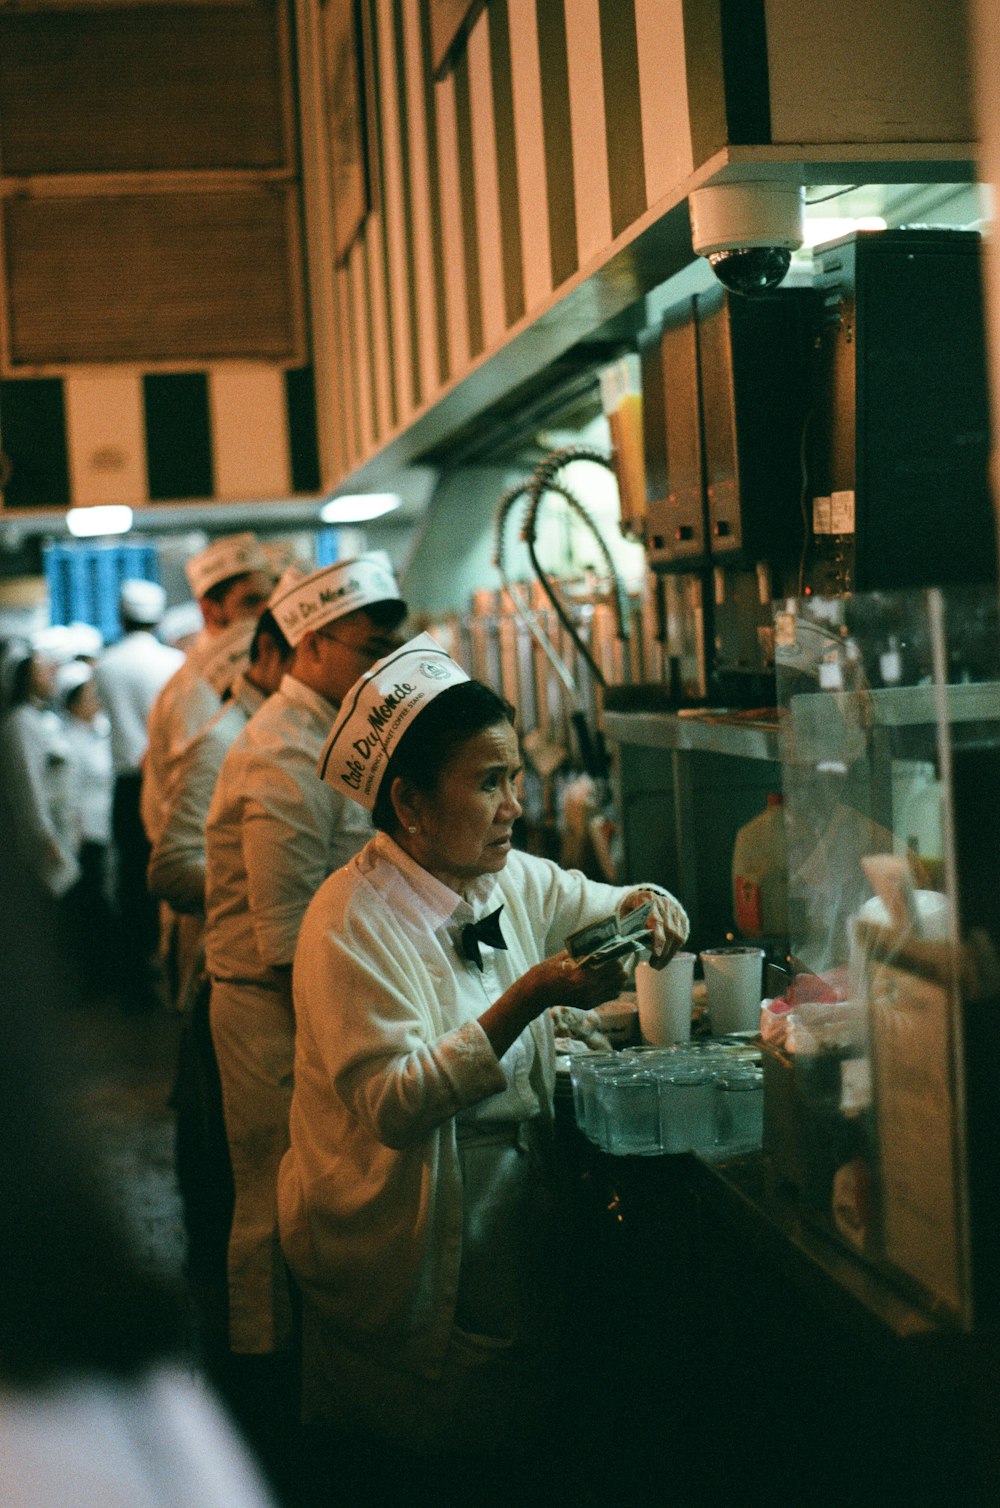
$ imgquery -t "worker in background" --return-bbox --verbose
[94,579,183,1013]
[0,641,80,948]
[147,605,294,1360]
[56,658,116,1002]
[141,534,274,1010]
[141,533,274,847]
[203,554,407,1491]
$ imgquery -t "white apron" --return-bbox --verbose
[210,976,295,1354]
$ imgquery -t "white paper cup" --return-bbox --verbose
[636,953,695,1046]
[699,946,764,1035]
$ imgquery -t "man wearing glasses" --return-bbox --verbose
[203,555,406,1482]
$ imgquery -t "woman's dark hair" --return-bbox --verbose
[8,653,35,708]
[250,607,290,663]
[372,679,515,835]
[201,571,246,607]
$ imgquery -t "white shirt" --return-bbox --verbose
[141,631,221,845]
[204,673,371,984]
[0,1366,276,1508]
[93,631,184,775]
[65,710,113,846]
[147,672,267,916]
[279,835,668,1380]
[0,702,80,897]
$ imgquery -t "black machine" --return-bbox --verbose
[808,227,996,595]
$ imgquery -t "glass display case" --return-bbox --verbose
[773,584,1000,1330]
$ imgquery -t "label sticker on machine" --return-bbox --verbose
[830,490,856,532]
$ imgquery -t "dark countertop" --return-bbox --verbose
[686,1152,973,1373]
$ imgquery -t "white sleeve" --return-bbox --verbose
[295,906,506,1151]
[0,716,80,897]
[146,727,220,914]
[241,748,339,968]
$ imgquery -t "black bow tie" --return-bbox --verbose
[459,906,507,971]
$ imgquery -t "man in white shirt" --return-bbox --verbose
[94,579,183,1012]
[147,607,294,1364]
[141,533,274,848]
[203,554,406,1465]
[141,534,274,1012]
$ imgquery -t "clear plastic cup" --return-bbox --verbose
[596,1066,662,1156]
[714,1066,765,1154]
[658,1064,717,1154]
[569,1052,617,1141]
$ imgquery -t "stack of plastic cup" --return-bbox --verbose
[658,1061,717,1153]
[713,1064,765,1154]
[596,1063,662,1155]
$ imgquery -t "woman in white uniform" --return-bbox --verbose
[279,634,689,1496]
[0,646,79,903]
[57,660,116,1000]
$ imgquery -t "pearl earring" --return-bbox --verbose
[408,825,418,834]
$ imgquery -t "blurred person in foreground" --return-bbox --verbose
[278,633,689,1500]
[0,828,277,1508]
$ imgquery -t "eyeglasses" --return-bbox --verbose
[314,627,400,660]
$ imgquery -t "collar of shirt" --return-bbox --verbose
[277,671,340,724]
[369,830,501,937]
[229,670,267,719]
[185,627,215,668]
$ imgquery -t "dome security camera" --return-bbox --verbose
[689,182,804,296]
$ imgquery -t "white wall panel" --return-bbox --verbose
[467,10,506,350]
[564,0,611,265]
[209,367,291,499]
[507,0,552,318]
[65,370,147,505]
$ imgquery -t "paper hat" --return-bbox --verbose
[120,578,166,625]
[158,600,203,647]
[268,562,309,607]
[269,553,403,649]
[31,625,78,664]
[317,632,469,810]
[184,532,269,600]
[197,617,257,696]
[54,659,93,701]
[66,621,104,658]
[262,539,305,577]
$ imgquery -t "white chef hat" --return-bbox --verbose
[158,600,203,648]
[268,553,403,649]
[31,624,77,664]
[262,538,306,578]
[317,632,469,810]
[54,659,93,702]
[184,532,269,600]
[197,616,257,696]
[120,578,166,625]
[65,621,104,658]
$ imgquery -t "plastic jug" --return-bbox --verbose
[732,792,789,939]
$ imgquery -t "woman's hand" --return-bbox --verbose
[478,950,626,1062]
[528,949,629,1013]
[621,889,689,970]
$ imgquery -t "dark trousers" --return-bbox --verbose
[60,840,116,1000]
[173,974,234,1341]
[111,770,161,1008]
